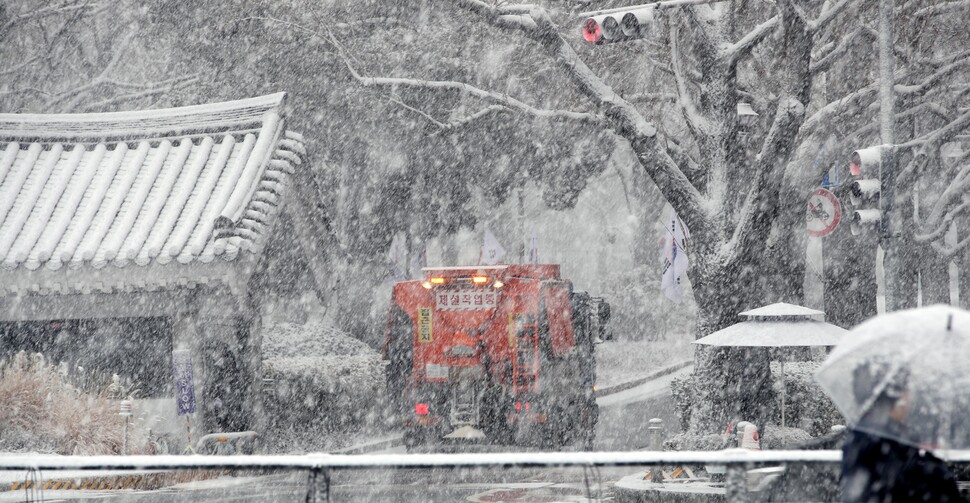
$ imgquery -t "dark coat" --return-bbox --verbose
[841,428,963,503]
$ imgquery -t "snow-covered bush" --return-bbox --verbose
[762,425,813,449]
[663,432,728,451]
[671,361,844,441]
[770,361,843,437]
[261,318,384,452]
[0,353,146,454]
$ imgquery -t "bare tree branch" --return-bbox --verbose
[914,0,970,17]
[670,16,711,136]
[455,0,710,232]
[78,75,200,111]
[45,28,139,111]
[0,1,94,42]
[329,32,603,124]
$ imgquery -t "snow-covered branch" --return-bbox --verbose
[811,27,873,74]
[915,201,970,243]
[898,109,970,149]
[719,97,805,266]
[724,16,779,65]
[670,17,711,136]
[895,57,970,97]
[845,102,953,145]
[43,28,140,111]
[931,234,970,259]
[627,92,677,104]
[390,96,508,135]
[454,0,710,232]
[0,1,94,41]
[78,75,201,112]
[808,0,857,32]
[330,38,602,125]
[914,0,970,18]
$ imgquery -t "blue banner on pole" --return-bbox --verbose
[172,350,196,416]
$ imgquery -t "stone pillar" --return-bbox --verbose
[197,290,260,434]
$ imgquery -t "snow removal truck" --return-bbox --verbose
[384,264,610,450]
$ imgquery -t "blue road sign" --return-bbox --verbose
[172,350,196,416]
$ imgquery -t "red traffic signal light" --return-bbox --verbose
[849,146,883,177]
[582,7,655,44]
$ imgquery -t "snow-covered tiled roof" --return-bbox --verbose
[0,93,307,296]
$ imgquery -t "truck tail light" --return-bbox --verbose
[515,401,521,413]
[415,403,429,415]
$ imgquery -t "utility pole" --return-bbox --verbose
[878,0,901,311]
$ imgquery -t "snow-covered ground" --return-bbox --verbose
[595,336,693,388]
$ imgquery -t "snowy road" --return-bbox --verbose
[0,367,690,502]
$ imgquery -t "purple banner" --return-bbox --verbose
[172,349,196,416]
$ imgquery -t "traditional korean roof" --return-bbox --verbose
[0,93,307,296]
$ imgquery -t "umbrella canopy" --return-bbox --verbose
[694,302,847,348]
[693,302,848,429]
[694,320,847,347]
[816,305,970,450]
[740,302,825,319]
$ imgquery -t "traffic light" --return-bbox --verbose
[582,6,656,44]
[847,146,886,235]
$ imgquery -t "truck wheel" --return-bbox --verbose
[581,398,598,451]
[481,385,511,444]
[403,427,433,453]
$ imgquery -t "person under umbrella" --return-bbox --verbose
[839,357,961,502]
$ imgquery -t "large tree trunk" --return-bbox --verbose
[688,251,795,434]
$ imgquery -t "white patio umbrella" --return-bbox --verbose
[694,302,848,428]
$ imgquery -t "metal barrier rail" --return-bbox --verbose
[3,450,969,502]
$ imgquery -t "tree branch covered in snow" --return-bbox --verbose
[0,0,200,113]
[328,32,603,125]
[724,15,778,66]
[389,96,509,135]
[913,0,970,18]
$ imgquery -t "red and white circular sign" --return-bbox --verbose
[807,188,841,238]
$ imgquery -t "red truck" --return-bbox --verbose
[384,264,610,450]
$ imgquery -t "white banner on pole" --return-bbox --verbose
[527,228,539,264]
[480,228,506,265]
[660,206,690,304]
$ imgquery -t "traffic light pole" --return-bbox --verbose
[878,0,902,312]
